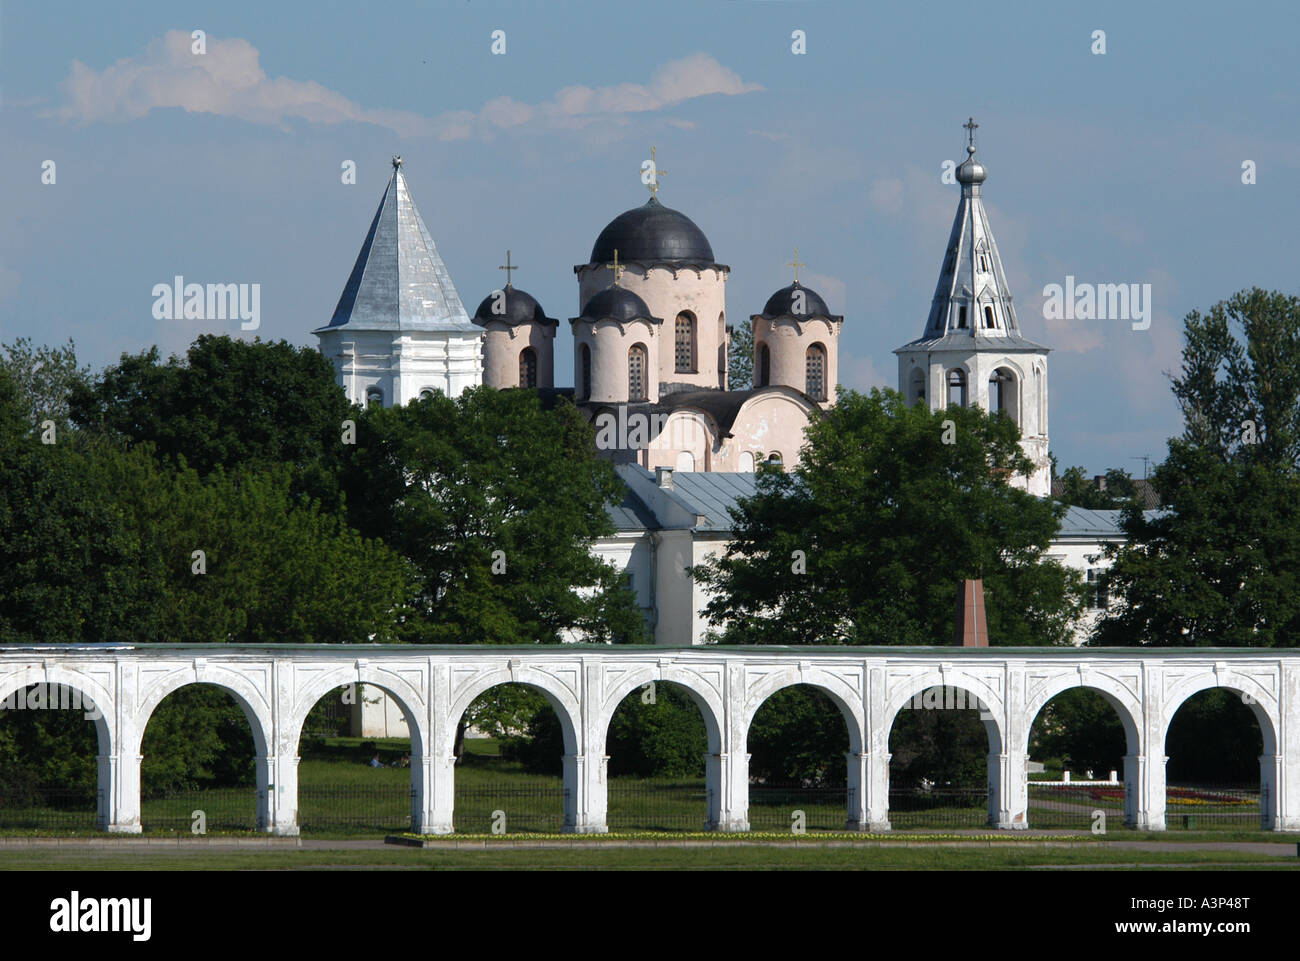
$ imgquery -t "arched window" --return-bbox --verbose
[365,386,383,408]
[989,367,1019,425]
[419,389,435,401]
[908,368,926,406]
[738,451,755,472]
[675,312,696,373]
[947,368,967,407]
[983,305,996,328]
[628,344,647,402]
[675,450,695,472]
[767,452,784,468]
[757,343,771,387]
[580,344,592,401]
[805,343,827,401]
[519,347,537,388]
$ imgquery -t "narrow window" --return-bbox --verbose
[365,386,383,408]
[419,389,435,401]
[947,369,966,407]
[958,305,967,329]
[758,343,771,387]
[979,253,989,272]
[1087,569,1110,610]
[805,343,827,402]
[519,347,537,388]
[580,344,592,401]
[984,305,995,328]
[675,312,696,373]
[628,344,647,402]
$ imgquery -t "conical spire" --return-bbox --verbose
[324,157,474,332]
[910,120,1042,348]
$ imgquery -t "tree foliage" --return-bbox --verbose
[1099,289,1300,646]
[340,386,645,644]
[727,317,754,390]
[1054,465,1143,509]
[695,388,1085,645]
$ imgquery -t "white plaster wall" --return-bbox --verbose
[317,328,484,406]
[718,392,816,470]
[573,319,660,404]
[752,315,840,407]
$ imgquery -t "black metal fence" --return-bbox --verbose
[0,781,1268,834]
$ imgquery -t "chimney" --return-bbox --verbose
[1094,474,1107,491]
[954,579,988,647]
[655,466,674,490]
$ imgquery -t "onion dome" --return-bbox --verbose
[472,286,554,327]
[590,197,714,264]
[579,286,658,323]
[759,282,840,321]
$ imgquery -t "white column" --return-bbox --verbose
[1126,753,1166,830]
[1277,664,1300,831]
[991,749,1029,829]
[411,753,454,835]
[101,752,143,834]
[865,750,891,831]
[710,749,750,832]
[260,754,301,836]
[561,753,607,833]
[845,751,867,830]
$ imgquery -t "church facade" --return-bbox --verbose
[314,129,1114,658]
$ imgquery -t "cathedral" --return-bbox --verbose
[314,124,1048,494]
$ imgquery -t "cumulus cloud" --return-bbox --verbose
[54,31,435,136]
[52,33,761,140]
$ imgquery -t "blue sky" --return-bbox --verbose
[2,0,1298,474]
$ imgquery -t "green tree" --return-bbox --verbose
[340,386,646,645]
[748,687,849,784]
[68,335,350,509]
[0,337,91,431]
[695,387,1085,645]
[1054,465,1142,509]
[727,317,754,390]
[1099,289,1300,647]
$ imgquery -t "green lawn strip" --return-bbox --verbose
[0,846,1294,871]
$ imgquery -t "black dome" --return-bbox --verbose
[590,197,714,264]
[473,286,553,327]
[579,286,656,322]
[761,282,835,319]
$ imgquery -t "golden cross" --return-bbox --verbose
[963,117,979,151]
[787,246,806,284]
[498,249,517,289]
[642,145,668,198]
[606,248,625,287]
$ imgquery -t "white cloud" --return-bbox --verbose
[838,349,891,393]
[52,34,761,140]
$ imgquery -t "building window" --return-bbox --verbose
[1087,569,1110,610]
[984,304,995,328]
[365,386,383,408]
[805,343,827,401]
[580,344,592,401]
[767,452,784,468]
[419,389,435,401]
[958,305,968,329]
[979,253,989,272]
[628,344,647,402]
[675,312,696,373]
[675,450,695,472]
[758,343,771,387]
[908,368,926,406]
[947,368,967,407]
[989,368,1017,423]
[738,451,755,472]
[519,347,537,388]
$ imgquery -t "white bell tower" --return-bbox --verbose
[894,119,1050,496]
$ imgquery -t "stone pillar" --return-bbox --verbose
[1277,663,1300,831]
[254,753,301,836]
[709,749,750,832]
[100,752,142,834]
[562,753,607,833]
[411,753,454,835]
[864,750,891,831]
[1125,753,1166,830]
[845,751,868,830]
[991,750,1029,829]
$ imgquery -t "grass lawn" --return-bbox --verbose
[0,737,1271,838]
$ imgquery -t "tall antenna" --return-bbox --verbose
[1130,455,1151,480]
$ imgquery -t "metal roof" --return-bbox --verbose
[322,158,475,333]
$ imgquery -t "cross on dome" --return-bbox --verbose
[499,249,518,289]
[641,145,668,198]
[786,246,806,284]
